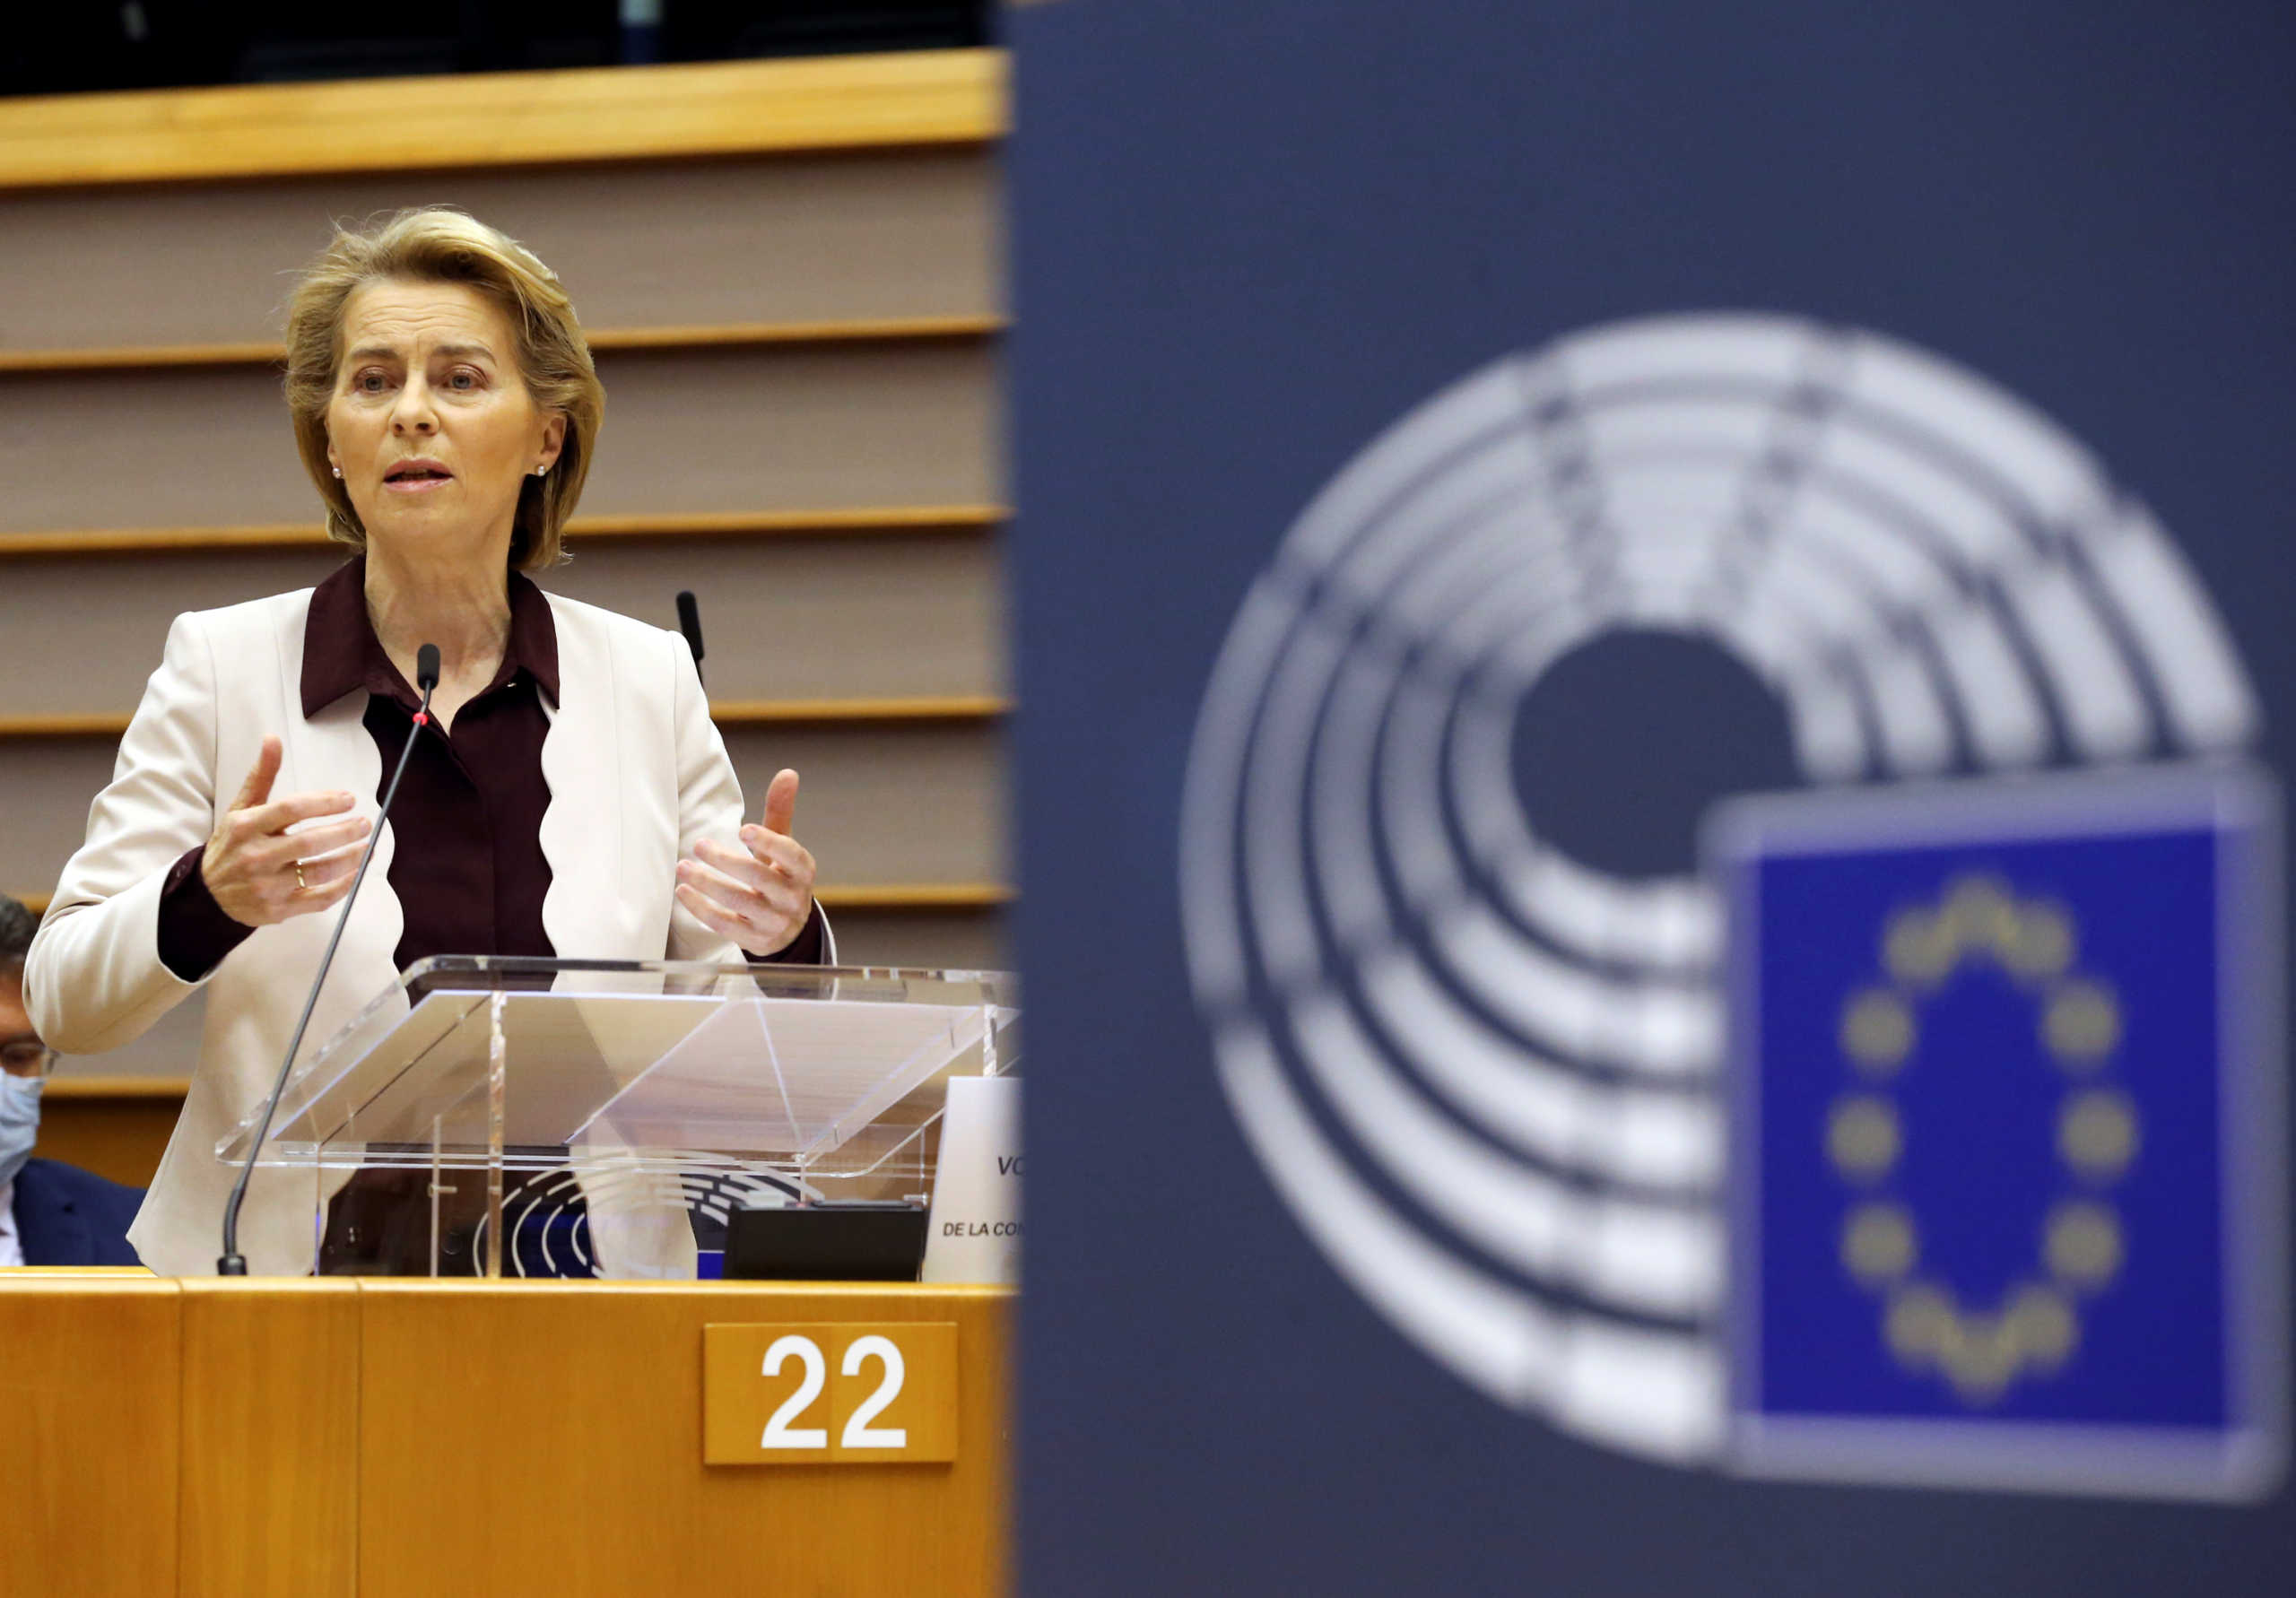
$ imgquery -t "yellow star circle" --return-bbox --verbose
[1827,873,2138,1404]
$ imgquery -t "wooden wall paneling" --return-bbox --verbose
[721,721,1007,885]
[0,532,1005,716]
[177,1280,361,1598]
[0,504,1002,557]
[824,905,1008,973]
[352,1281,1009,1598]
[541,342,1003,516]
[0,150,1001,353]
[0,341,998,534]
[0,363,310,530]
[0,1276,181,1597]
[0,716,1001,892]
[0,49,1005,190]
[37,1061,197,1178]
[0,546,347,716]
[0,317,1004,376]
[551,532,1008,700]
[1,48,1017,1107]
[9,718,1009,957]
[716,697,1004,725]
[0,739,121,910]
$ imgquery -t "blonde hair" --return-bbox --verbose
[283,208,604,570]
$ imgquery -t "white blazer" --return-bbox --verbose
[24,586,831,1277]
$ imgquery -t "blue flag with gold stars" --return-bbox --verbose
[1709,767,2284,1498]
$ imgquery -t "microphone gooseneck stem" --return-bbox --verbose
[218,672,439,1276]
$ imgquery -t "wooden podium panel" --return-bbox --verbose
[355,1282,1009,1596]
[178,1280,361,1597]
[0,1274,182,1598]
[0,1276,1010,1597]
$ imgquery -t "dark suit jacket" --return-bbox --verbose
[13,1158,144,1266]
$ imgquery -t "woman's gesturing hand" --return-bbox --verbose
[675,768,817,957]
[201,735,373,928]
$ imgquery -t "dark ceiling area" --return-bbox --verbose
[3,1,993,97]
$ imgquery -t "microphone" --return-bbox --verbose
[218,642,441,1274]
[675,590,705,688]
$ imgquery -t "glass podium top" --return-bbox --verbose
[218,957,1020,1179]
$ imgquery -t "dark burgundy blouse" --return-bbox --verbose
[156,560,823,979]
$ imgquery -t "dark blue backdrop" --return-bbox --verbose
[1009,3,2296,1592]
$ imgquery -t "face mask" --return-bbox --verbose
[0,1072,40,1188]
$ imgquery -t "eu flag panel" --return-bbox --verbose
[1712,767,2284,1497]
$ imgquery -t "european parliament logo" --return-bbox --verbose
[1181,313,2289,1500]
[1713,770,2285,1498]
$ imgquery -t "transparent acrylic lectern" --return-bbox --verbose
[216,957,1019,1278]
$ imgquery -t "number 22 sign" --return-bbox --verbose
[703,1324,959,1464]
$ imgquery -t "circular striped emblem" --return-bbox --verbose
[1179,314,2254,1462]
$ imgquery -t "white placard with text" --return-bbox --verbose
[921,1075,1021,1284]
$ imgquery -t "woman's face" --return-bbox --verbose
[325,279,564,567]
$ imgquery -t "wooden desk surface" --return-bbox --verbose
[0,1276,1011,1598]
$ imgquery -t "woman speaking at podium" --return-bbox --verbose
[23,209,832,1277]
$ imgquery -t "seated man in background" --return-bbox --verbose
[1,896,143,1267]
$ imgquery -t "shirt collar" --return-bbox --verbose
[300,557,560,717]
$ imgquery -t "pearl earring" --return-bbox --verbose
[331,465,342,478]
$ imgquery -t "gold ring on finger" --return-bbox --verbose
[294,862,309,893]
